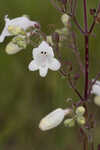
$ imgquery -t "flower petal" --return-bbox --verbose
[38,41,54,57]
[10,16,38,31]
[0,26,10,43]
[32,48,39,59]
[28,60,38,71]
[48,58,61,71]
[39,67,48,77]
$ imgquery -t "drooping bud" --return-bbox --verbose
[76,106,85,116]
[64,118,75,127]
[8,25,26,36]
[77,116,86,125]
[61,14,70,27]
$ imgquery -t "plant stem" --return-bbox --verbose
[84,35,89,100]
[83,0,89,101]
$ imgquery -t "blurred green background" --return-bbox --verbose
[0,0,100,149]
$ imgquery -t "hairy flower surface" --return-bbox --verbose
[91,80,100,96]
[39,108,71,131]
[28,41,61,77]
[0,15,38,43]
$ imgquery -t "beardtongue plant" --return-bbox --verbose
[1,0,100,149]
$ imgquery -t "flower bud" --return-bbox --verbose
[76,106,85,116]
[94,96,100,106]
[61,14,70,27]
[5,42,22,54]
[64,118,75,127]
[46,36,53,46]
[39,108,65,131]
[6,35,27,54]
[8,25,26,35]
[77,116,86,125]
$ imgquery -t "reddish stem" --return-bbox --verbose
[84,35,89,100]
[83,0,89,101]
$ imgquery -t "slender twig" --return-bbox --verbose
[68,74,84,101]
[71,31,85,74]
[72,16,85,34]
[50,0,64,13]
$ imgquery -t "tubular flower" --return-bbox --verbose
[28,41,61,77]
[91,80,100,96]
[0,15,38,42]
[39,108,71,131]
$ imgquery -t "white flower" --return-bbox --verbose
[28,41,61,77]
[91,80,100,96]
[39,108,71,131]
[0,15,38,43]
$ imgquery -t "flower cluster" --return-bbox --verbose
[0,13,90,132]
[39,106,86,131]
[0,15,61,77]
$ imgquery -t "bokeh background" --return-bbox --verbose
[0,0,100,149]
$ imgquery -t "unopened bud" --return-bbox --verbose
[76,106,85,116]
[8,25,26,35]
[6,35,27,54]
[39,108,65,131]
[6,42,22,54]
[61,14,70,27]
[77,116,86,125]
[64,118,75,127]
[94,96,100,106]
[47,36,53,46]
